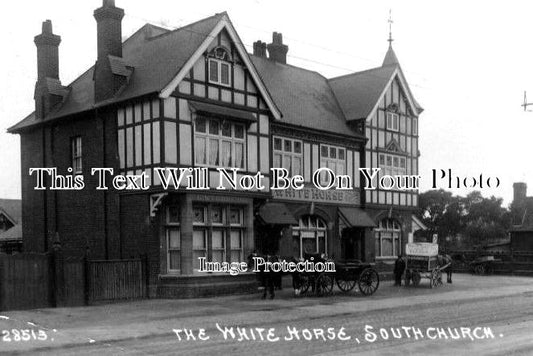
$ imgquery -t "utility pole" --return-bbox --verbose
[522,91,533,111]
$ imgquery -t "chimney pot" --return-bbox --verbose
[267,31,288,64]
[42,19,53,34]
[253,40,267,58]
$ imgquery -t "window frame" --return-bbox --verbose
[71,136,83,174]
[166,205,181,273]
[374,218,401,258]
[319,144,346,184]
[379,153,406,177]
[386,112,400,132]
[273,136,303,176]
[194,117,246,169]
[208,58,231,87]
[292,215,328,259]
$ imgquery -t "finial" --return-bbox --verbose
[388,9,394,47]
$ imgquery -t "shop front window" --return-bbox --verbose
[166,204,245,273]
[374,218,401,258]
[292,215,327,258]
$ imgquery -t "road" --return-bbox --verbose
[1,274,533,355]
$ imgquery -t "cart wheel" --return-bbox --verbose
[474,264,485,275]
[405,270,411,286]
[412,272,421,286]
[299,274,311,294]
[316,273,334,296]
[430,270,442,288]
[336,278,356,292]
[358,268,380,296]
[435,270,443,287]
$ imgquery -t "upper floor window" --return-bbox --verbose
[386,112,399,132]
[71,136,82,174]
[379,153,406,176]
[273,137,302,176]
[413,118,418,136]
[194,117,245,169]
[208,47,231,87]
[320,144,345,185]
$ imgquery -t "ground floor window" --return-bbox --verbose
[165,204,245,273]
[292,215,327,258]
[374,218,401,258]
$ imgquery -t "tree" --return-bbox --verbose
[417,190,511,250]
[416,189,464,249]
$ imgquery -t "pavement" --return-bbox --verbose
[1,273,533,355]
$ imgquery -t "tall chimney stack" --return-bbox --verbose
[253,40,267,58]
[267,32,288,64]
[93,0,126,102]
[513,182,527,204]
[34,20,66,119]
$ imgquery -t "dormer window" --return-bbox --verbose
[208,47,231,86]
[386,112,399,132]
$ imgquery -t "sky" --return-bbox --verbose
[1,0,532,205]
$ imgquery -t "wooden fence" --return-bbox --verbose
[0,252,147,311]
[87,259,146,302]
[0,254,53,310]
[449,250,533,275]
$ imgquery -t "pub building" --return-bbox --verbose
[8,1,423,297]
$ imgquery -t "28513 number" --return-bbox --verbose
[2,329,48,342]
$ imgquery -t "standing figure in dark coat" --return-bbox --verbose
[394,255,406,286]
[261,254,277,299]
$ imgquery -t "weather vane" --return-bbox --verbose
[388,9,394,46]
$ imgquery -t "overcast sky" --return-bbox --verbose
[1,0,532,205]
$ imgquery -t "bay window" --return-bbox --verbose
[379,153,406,176]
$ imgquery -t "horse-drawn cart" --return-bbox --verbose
[405,243,447,288]
[296,254,380,297]
[335,260,380,296]
[470,255,500,275]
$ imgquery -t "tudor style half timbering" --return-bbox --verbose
[330,45,425,261]
[9,1,424,297]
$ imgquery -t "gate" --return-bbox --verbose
[87,259,147,303]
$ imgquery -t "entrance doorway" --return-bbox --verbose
[342,228,365,261]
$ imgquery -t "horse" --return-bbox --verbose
[247,252,282,299]
[437,254,453,283]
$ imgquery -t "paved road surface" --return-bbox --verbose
[1,274,533,355]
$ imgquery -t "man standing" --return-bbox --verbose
[394,254,406,286]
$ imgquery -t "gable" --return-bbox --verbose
[384,138,404,154]
[160,14,281,120]
[370,68,419,122]
[171,28,267,111]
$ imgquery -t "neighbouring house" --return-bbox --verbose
[8,1,423,297]
[0,199,22,254]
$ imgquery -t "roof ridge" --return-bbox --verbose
[250,54,328,79]
[147,12,223,42]
[329,64,397,82]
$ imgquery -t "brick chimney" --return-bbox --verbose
[253,40,267,57]
[93,0,128,102]
[513,182,527,204]
[34,20,67,119]
[267,32,288,64]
